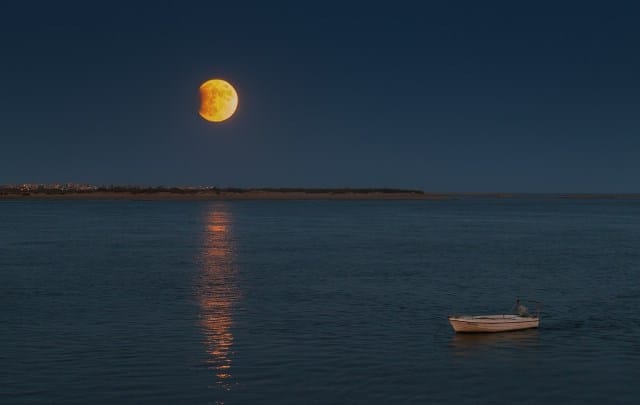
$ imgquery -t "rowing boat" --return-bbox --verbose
[448,314,539,333]
[449,299,541,333]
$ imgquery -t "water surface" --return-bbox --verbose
[2,199,639,403]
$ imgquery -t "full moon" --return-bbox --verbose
[199,79,238,122]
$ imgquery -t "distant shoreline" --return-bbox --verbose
[0,191,432,201]
[0,188,434,201]
[2,188,640,201]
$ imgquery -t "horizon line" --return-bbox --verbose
[2,184,640,197]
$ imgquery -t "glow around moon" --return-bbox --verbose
[199,79,238,122]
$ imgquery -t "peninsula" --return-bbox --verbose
[0,184,435,200]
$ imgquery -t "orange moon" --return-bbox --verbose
[199,79,238,122]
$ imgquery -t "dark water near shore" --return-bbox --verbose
[2,199,640,404]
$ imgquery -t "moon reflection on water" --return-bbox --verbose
[197,205,239,389]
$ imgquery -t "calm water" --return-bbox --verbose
[2,199,640,404]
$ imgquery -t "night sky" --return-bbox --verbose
[2,1,639,192]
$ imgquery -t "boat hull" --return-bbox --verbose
[448,315,539,333]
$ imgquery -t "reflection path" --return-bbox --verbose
[197,205,239,389]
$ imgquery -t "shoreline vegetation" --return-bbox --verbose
[1,185,640,200]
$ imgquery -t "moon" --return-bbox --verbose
[199,79,238,122]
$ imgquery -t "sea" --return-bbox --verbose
[1,198,639,404]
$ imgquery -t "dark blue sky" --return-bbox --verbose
[1,1,639,192]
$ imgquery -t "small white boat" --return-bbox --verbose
[448,300,541,333]
[448,314,539,333]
